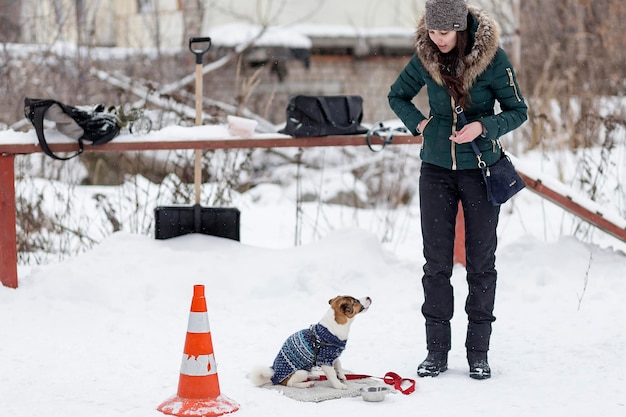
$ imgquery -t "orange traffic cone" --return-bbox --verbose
[158,285,240,417]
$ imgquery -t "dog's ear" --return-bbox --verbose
[341,301,354,315]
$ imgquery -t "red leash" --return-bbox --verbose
[315,372,416,395]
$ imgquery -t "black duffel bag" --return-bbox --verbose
[279,95,368,137]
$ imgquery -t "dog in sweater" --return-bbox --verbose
[248,295,371,389]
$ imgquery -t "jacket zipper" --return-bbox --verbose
[450,97,457,170]
[506,68,522,103]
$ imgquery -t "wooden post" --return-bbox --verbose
[453,202,466,266]
[0,154,18,288]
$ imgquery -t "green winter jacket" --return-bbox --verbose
[388,6,528,170]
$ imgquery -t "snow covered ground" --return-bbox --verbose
[1,151,626,416]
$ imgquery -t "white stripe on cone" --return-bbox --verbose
[187,311,211,333]
[180,353,218,376]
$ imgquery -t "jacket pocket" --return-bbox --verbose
[506,68,522,103]
[421,116,434,135]
[420,116,434,149]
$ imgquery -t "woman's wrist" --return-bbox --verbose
[479,121,488,138]
[417,120,425,135]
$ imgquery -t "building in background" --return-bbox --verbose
[10,0,519,124]
[15,0,518,60]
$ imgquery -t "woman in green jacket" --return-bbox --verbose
[388,0,528,380]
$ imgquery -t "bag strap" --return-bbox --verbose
[454,103,487,170]
[365,123,407,152]
[455,104,468,127]
[24,98,84,160]
[470,140,487,169]
[457,104,492,199]
[317,96,358,129]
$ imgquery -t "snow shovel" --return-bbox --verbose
[154,37,240,240]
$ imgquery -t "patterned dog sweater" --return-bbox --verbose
[270,323,346,385]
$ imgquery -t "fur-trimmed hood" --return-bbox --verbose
[415,5,501,90]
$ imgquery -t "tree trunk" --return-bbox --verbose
[0,0,22,42]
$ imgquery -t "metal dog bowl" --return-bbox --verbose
[360,385,393,402]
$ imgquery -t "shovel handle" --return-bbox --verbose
[189,37,212,64]
[189,37,211,204]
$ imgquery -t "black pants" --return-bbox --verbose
[419,163,500,353]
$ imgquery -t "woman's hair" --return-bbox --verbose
[435,29,471,109]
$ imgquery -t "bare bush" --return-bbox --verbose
[519,0,625,225]
[521,0,625,97]
[4,0,625,264]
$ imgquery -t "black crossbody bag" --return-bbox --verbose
[456,106,525,206]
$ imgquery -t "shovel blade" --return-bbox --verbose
[154,205,240,240]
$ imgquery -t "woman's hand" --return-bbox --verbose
[450,121,484,144]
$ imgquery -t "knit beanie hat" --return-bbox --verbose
[424,0,468,31]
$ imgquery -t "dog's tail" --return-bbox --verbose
[247,366,274,386]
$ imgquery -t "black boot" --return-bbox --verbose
[467,350,491,380]
[417,351,448,377]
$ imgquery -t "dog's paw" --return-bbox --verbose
[331,382,348,390]
[336,372,346,382]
